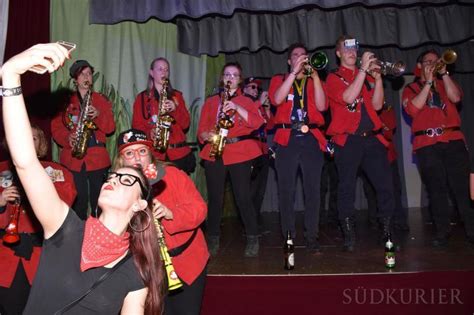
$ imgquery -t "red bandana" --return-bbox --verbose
[80,217,130,272]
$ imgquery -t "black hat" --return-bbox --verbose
[117,129,153,152]
[69,60,94,78]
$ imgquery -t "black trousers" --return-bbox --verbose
[334,135,395,220]
[204,159,258,237]
[274,134,324,239]
[164,267,207,315]
[362,161,407,225]
[250,154,270,219]
[416,140,474,239]
[320,154,338,222]
[72,165,109,220]
[0,262,30,315]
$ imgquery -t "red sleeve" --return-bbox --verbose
[170,91,190,131]
[268,74,285,106]
[51,164,77,207]
[132,92,150,133]
[325,73,347,107]
[402,84,421,118]
[197,97,215,144]
[159,167,207,234]
[93,94,115,135]
[235,96,264,129]
[51,112,72,148]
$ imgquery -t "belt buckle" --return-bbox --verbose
[435,127,444,136]
[425,128,435,137]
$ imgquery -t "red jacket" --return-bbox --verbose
[51,92,115,172]
[402,78,464,151]
[325,66,388,147]
[152,166,208,285]
[0,161,76,287]
[132,89,192,161]
[197,90,264,165]
[379,105,398,163]
[268,74,327,151]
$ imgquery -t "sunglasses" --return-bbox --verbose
[105,171,149,199]
[121,147,150,160]
[246,84,259,90]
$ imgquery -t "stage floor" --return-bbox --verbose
[207,208,474,275]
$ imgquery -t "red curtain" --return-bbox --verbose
[1,0,51,159]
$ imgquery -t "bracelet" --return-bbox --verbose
[440,71,449,77]
[425,80,433,87]
[0,86,22,97]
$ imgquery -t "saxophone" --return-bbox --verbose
[209,81,235,158]
[153,78,175,153]
[71,81,97,159]
[153,217,183,291]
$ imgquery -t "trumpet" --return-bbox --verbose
[434,49,457,73]
[154,217,183,291]
[303,51,329,76]
[357,57,406,77]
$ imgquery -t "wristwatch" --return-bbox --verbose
[0,86,22,97]
[440,71,449,77]
[425,80,433,87]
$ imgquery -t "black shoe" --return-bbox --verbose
[340,217,355,252]
[305,238,321,253]
[244,235,259,257]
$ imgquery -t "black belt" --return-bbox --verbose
[168,229,198,257]
[352,129,382,137]
[414,126,460,137]
[274,123,319,131]
[168,141,189,149]
[226,134,260,144]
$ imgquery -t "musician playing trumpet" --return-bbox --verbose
[326,35,395,252]
[51,60,115,220]
[198,62,264,257]
[0,125,76,314]
[402,49,474,247]
[132,58,196,174]
[113,128,209,315]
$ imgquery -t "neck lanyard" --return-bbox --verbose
[293,78,306,109]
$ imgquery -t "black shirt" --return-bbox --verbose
[23,209,144,314]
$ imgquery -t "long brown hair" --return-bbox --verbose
[121,166,165,314]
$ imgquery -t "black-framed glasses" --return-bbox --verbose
[105,171,148,199]
[246,84,259,90]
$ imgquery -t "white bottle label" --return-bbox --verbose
[288,253,295,267]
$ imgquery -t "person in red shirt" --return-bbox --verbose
[325,35,395,252]
[113,128,208,314]
[132,57,195,174]
[242,77,273,233]
[268,43,327,252]
[402,49,474,247]
[198,62,264,257]
[0,124,76,314]
[51,60,115,220]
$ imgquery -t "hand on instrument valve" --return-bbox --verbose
[153,199,173,221]
[223,100,238,114]
[86,104,100,120]
[200,131,217,143]
[291,54,308,75]
[162,99,176,113]
[68,133,78,148]
[1,43,69,78]
[0,186,21,207]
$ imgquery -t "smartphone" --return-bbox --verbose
[29,41,76,74]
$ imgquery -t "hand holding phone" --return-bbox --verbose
[29,41,76,74]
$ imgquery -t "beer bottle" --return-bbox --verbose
[284,231,295,270]
[384,233,395,269]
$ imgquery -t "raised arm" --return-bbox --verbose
[1,43,71,238]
